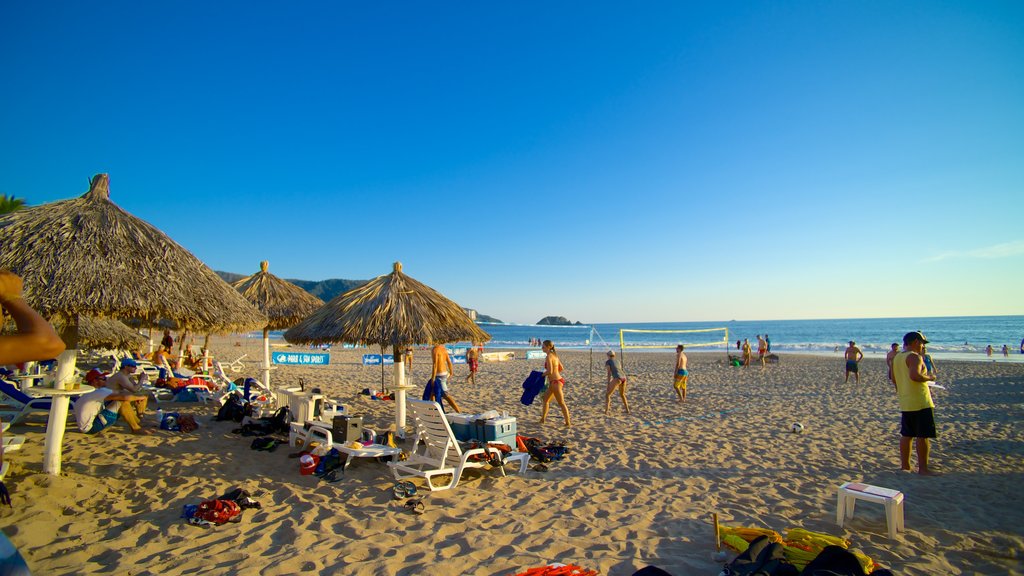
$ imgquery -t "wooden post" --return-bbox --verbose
[713,512,721,551]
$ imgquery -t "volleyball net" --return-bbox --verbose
[618,327,730,350]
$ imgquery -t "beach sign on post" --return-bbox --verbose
[361,354,394,366]
[271,352,330,366]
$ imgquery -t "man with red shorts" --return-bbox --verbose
[466,343,480,386]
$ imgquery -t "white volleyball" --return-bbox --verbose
[791,422,804,433]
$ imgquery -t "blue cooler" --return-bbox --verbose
[471,416,517,447]
[446,413,475,441]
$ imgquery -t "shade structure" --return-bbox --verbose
[232,260,324,391]
[284,262,490,435]
[0,173,267,474]
[55,316,146,351]
[2,315,145,354]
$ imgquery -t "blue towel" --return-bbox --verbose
[520,371,546,405]
[422,378,443,404]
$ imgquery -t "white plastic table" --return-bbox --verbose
[336,443,402,470]
[24,385,95,398]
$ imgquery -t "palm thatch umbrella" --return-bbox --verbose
[284,262,490,436]
[232,260,324,391]
[0,173,266,474]
[2,316,145,356]
[54,316,146,351]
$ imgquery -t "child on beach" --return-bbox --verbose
[540,340,571,427]
[604,351,629,415]
[673,345,688,402]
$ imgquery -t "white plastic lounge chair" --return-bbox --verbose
[388,399,529,491]
[0,378,68,425]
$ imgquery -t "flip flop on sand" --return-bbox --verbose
[404,498,425,515]
[392,481,417,500]
[532,463,549,472]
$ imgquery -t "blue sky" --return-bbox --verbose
[2,1,1022,324]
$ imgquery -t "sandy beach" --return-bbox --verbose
[2,338,1023,575]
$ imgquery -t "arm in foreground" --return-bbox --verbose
[0,271,67,365]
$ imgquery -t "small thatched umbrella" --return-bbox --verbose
[54,316,146,351]
[0,173,266,474]
[2,316,145,356]
[284,262,490,436]
[232,260,324,391]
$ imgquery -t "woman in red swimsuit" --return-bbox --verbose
[540,340,571,427]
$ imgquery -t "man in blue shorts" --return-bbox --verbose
[843,341,863,383]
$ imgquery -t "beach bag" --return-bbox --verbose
[268,406,291,434]
[250,437,278,452]
[178,414,199,433]
[220,488,262,510]
[216,395,247,422]
[194,499,242,525]
[801,546,895,576]
[159,412,181,431]
[721,535,798,576]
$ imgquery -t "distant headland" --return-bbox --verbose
[537,316,584,326]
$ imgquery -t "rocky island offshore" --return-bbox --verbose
[536,316,584,326]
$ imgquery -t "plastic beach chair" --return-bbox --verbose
[0,378,70,425]
[388,399,529,492]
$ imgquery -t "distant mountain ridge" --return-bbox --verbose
[216,271,503,323]
[215,271,366,303]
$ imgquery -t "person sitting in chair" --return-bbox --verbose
[74,371,152,435]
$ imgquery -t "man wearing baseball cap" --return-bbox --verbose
[892,331,939,475]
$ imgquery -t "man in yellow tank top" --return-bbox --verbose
[892,331,939,475]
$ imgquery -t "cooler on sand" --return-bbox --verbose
[446,413,475,441]
[471,416,517,447]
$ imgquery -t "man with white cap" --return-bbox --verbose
[892,331,939,475]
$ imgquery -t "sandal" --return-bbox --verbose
[532,463,549,472]
[392,481,417,500]
[404,498,425,515]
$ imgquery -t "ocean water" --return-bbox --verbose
[473,316,1024,362]
[266,315,1024,362]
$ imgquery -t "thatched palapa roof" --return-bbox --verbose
[284,262,490,349]
[0,174,266,333]
[232,261,324,330]
[2,316,145,351]
[55,316,146,350]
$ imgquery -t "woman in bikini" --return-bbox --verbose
[540,340,571,427]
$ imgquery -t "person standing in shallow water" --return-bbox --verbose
[540,340,571,427]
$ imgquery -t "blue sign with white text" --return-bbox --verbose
[362,354,395,366]
[271,352,330,366]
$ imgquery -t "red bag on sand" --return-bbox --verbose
[195,499,241,525]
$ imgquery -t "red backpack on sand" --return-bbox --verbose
[195,499,241,525]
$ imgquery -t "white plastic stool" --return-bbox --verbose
[836,482,905,539]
